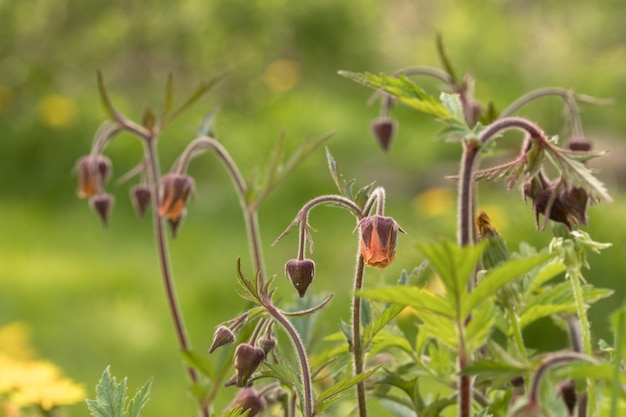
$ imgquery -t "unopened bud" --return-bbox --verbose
[130,185,151,218]
[233,343,265,387]
[209,325,235,354]
[89,193,114,227]
[230,388,266,417]
[566,137,592,152]
[75,155,112,198]
[357,215,404,269]
[285,259,315,298]
[370,116,396,152]
[258,335,276,356]
[556,378,577,416]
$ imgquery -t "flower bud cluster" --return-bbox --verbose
[75,155,114,226]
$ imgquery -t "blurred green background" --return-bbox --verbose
[2,0,626,415]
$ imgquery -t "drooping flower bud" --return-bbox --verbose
[130,184,151,218]
[89,193,114,227]
[209,325,235,354]
[566,137,592,152]
[233,343,265,387]
[370,116,397,152]
[75,155,112,198]
[556,378,577,416]
[357,215,404,269]
[258,335,276,356]
[285,259,315,298]
[532,185,588,231]
[158,174,194,237]
[229,388,266,417]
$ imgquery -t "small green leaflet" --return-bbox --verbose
[86,367,152,417]
[338,71,452,119]
[314,365,382,414]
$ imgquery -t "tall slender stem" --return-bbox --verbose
[352,255,368,417]
[143,135,208,417]
[569,269,595,417]
[263,303,314,417]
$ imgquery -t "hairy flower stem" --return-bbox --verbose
[529,352,594,408]
[263,303,314,417]
[455,117,550,417]
[143,135,209,417]
[177,136,315,416]
[499,87,584,137]
[456,140,481,417]
[569,269,595,417]
[352,255,368,417]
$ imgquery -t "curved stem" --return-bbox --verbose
[264,303,314,417]
[143,135,208,417]
[478,117,548,147]
[528,352,594,407]
[499,87,584,137]
[352,255,368,417]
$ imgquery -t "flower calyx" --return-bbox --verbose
[357,215,404,269]
[75,155,112,198]
[89,193,115,228]
[158,173,195,236]
[285,258,315,298]
[130,184,151,218]
[370,116,397,152]
[209,325,236,354]
[231,343,265,387]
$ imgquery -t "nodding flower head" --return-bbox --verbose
[370,116,397,152]
[357,215,404,269]
[130,184,151,218]
[531,184,588,231]
[232,343,265,387]
[284,258,316,298]
[229,388,266,417]
[209,325,236,354]
[75,155,112,198]
[158,173,195,221]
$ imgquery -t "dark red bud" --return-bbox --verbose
[566,137,592,152]
[370,116,396,152]
[230,388,266,417]
[89,193,114,227]
[285,259,315,298]
[130,185,151,218]
[258,335,276,356]
[233,343,265,387]
[556,378,577,416]
[209,325,235,354]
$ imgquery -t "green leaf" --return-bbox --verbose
[357,286,454,318]
[166,72,228,125]
[125,378,152,417]
[363,302,405,346]
[181,349,215,380]
[544,146,612,203]
[463,253,552,316]
[419,240,486,311]
[97,71,119,121]
[86,367,151,417]
[418,310,458,350]
[435,32,458,85]
[465,301,496,351]
[338,71,452,119]
[314,366,382,414]
[161,72,174,122]
[369,331,415,356]
[518,304,575,330]
[439,93,464,123]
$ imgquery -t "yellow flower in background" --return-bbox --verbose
[0,323,86,411]
[413,187,454,218]
[9,361,86,411]
[38,94,78,128]
[263,59,300,93]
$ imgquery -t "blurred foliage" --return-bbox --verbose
[1,0,626,416]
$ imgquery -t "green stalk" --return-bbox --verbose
[569,269,595,417]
